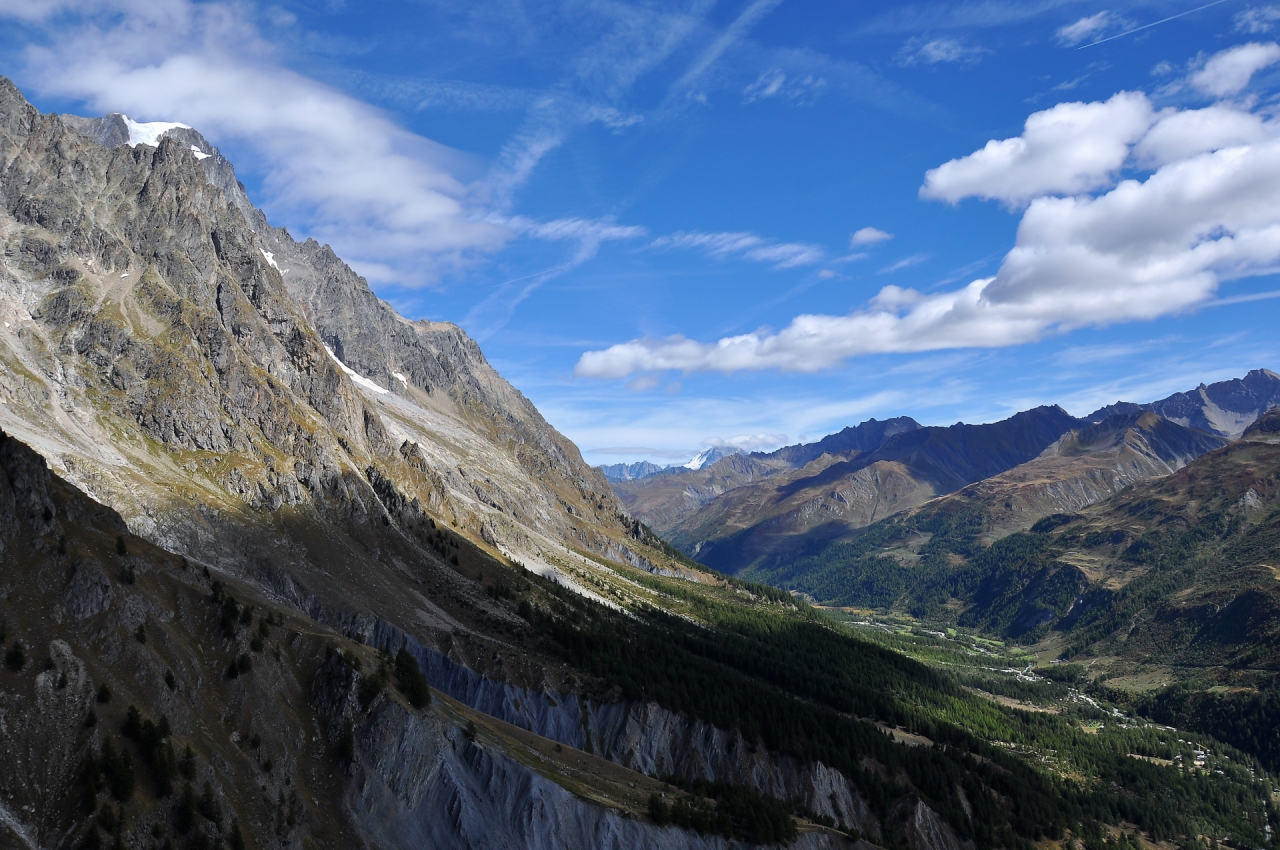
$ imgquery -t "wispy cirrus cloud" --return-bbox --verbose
[652,230,825,269]
[896,36,987,66]
[1055,11,1128,46]
[1237,5,1280,33]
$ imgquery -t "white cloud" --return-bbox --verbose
[1135,104,1272,167]
[1188,41,1280,97]
[652,231,824,269]
[920,91,1155,206]
[896,36,987,66]
[1056,11,1115,46]
[742,70,828,105]
[879,254,929,273]
[576,44,1280,380]
[1236,6,1280,33]
[704,433,788,451]
[850,226,893,246]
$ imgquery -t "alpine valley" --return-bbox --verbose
[1,74,1279,850]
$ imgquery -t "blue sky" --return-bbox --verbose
[3,0,1280,464]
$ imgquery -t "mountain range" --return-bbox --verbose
[0,76,1277,850]
[611,371,1280,574]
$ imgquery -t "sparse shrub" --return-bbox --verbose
[257,618,269,639]
[100,739,135,802]
[249,733,261,749]
[357,665,387,710]
[135,624,147,644]
[239,605,253,626]
[249,636,263,653]
[85,708,98,728]
[464,719,477,740]
[225,661,239,680]
[394,649,430,708]
[115,536,127,556]
[178,745,196,781]
[80,752,102,810]
[57,670,68,689]
[122,705,142,740]
[119,565,135,585]
[236,653,252,675]
[83,824,102,850]
[336,721,354,762]
[198,781,221,825]
[97,682,112,703]
[219,597,239,639]
[165,670,177,691]
[5,640,25,671]
[97,804,118,834]
[175,783,196,833]
[229,819,246,850]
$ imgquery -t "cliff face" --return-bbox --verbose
[0,75,689,631]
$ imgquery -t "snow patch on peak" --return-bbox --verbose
[683,445,744,470]
[323,345,388,395]
[259,249,280,270]
[189,145,210,160]
[392,372,409,385]
[121,116,191,148]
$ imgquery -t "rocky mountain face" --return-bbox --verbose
[754,417,921,469]
[611,417,921,550]
[599,460,667,483]
[663,406,1084,573]
[1087,368,1280,437]
[620,375,1278,577]
[946,411,1231,540]
[744,411,1234,612]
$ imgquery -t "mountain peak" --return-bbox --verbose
[684,445,744,470]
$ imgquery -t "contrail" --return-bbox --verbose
[1079,0,1233,48]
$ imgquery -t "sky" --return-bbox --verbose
[3,0,1280,465]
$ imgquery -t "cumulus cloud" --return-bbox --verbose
[1134,104,1272,167]
[850,227,893,246]
[1188,41,1280,97]
[574,42,1280,380]
[920,91,1155,206]
[652,231,824,268]
[896,36,987,66]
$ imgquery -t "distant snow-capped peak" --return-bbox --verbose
[683,446,744,470]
